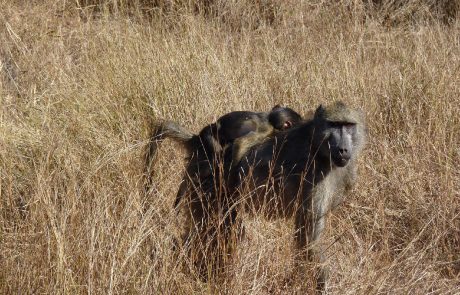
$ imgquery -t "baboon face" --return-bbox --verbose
[315,103,362,168]
[322,120,357,167]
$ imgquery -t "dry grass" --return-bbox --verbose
[1,0,459,294]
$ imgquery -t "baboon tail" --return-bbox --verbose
[144,121,194,194]
[155,121,195,144]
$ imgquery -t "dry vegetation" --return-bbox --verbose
[1,0,459,294]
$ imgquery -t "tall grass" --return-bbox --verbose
[1,0,459,293]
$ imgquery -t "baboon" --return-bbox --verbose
[230,105,302,167]
[196,101,366,292]
[215,105,301,146]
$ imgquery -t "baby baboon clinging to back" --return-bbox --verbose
[215,105,301,146]
[229,105,303,167]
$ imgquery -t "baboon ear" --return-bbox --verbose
[272,104,282,111]
[314,104,325,118]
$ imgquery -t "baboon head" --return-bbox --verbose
[268,105,303,130]
[314,101,365,167]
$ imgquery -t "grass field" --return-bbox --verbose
[1,0,459,294]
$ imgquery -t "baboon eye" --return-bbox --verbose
[343,123,356,130]
[327,122,339,129]
[329,121,356,128]
[283,121,293,129]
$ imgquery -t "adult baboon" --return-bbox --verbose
[201,101,366,292]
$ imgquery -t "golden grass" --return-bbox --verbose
[1,0,459,294]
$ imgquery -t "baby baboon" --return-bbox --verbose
[214,105,301,146]
[203,101,366,292]
[230,105,302,167]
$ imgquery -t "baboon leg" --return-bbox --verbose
[183,191,213,279]
[190,206,239,281]
[294,205,328,293]
[174,180,189,209]
[294,205,313,253]
[312,217,328,293]
[217,206,241,275]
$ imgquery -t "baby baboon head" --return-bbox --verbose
[268,105,303,130]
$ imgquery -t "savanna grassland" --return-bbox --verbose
[0,0,459,294]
